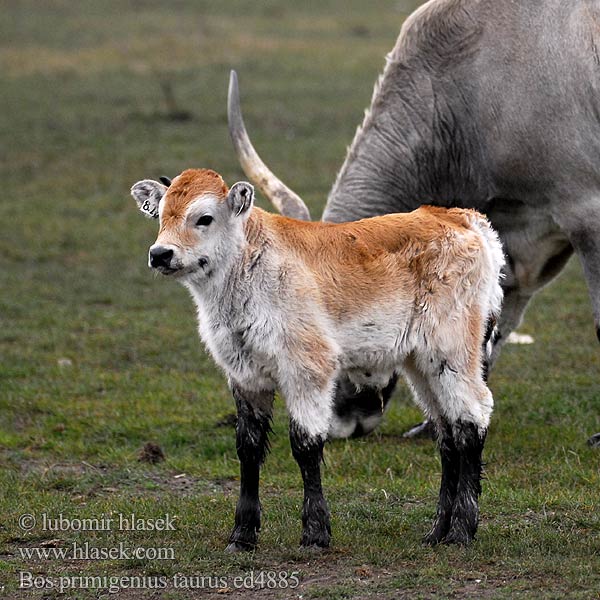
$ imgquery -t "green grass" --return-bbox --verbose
[1,1,599,598]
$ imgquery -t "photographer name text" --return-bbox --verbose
[19,513,175,532]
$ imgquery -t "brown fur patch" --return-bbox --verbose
[162,168,228,223]
[262,206,486,320]
[465,308,484,379]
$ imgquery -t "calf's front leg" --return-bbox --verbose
[289,420,331,548]
[226,384,273,553]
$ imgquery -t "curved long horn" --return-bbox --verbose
[227,70,311,221]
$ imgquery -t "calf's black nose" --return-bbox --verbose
[149,246,174,268]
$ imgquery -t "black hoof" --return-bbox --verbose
[227,524,258,553]
[299,544,328,553]
[300,536,330,550]
[403,419,436,440]
[423,520,450,546]
[225,540,255,553]
[300,523,331,549]
[443,526,475,546]
[587,432,600,447]
[423,531,444,546]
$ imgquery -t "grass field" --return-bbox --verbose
[1,1,599,598]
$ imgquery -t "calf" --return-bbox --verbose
[131,168,504,548]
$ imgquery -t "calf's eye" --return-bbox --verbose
[196,215,214,227]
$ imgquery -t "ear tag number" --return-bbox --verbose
[141,200,159,219]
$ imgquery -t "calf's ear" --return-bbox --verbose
[227,182,254,217]
[130,179,167,219]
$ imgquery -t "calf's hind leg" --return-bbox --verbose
[410,351,492,545]
[444,419,487,544]
[424,419,460,544]
[226,384,274,552]
[402,359,459,544]
[432,372,492,545]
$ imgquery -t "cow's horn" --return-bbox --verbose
[227,70,311,221]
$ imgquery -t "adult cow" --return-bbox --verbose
[228,0,600,444]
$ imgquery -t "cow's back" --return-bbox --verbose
[399,0,600,202]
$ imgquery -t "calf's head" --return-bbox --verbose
[131,168,254,280]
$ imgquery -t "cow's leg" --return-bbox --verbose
[403,355,488,545]
[488,285,533,366]
[557,218,600,446]
[420,341,493,545]
[400,356,458,543]
[444,419,487,545]
[226,384,274,552]
[279,338,336,547]
[404,355,488,545]
[466,233,574,374]
[567,224,600,342]
[430,378,491,545]
[289,420,331,548]
[402,418,437,439]
[424,418,460,544]
[329,375,398,439]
